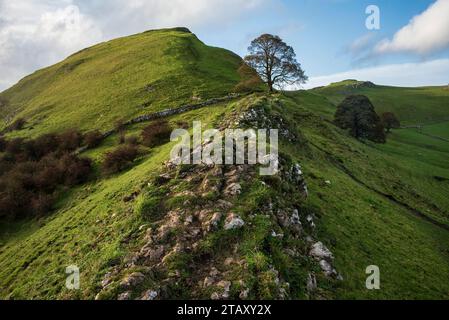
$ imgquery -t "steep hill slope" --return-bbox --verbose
[0,28,242,137]
[0,32,448,300]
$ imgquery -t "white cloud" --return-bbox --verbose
[0,0,270,91]
[0,1,102,90]
[303,59,449,89]
[82,0,269,39]
[375,0,449,55]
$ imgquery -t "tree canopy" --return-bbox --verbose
[334,95,386,143]
[244,34,307,92]
[381,112,401,133]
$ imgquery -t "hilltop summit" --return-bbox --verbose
[0,28,242,137]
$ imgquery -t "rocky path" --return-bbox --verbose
[94,97,342,300]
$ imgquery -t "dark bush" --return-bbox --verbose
[31,194,55,217]
[102,145,139,174]
[84,130,103,149]
[25,134,59,160]
[0,178,32,219]
[381,112,401,133]
[141,120,172,148]
[7,118,27,131]
[114,119,127,144]
[57,129,84,152]
[234,62,263,93]
[58,153,92,186]
[0,132,93,220]
[335,95,386,143]
[0,136,6,152]
[5,138,25,155]
[125,135,139,146]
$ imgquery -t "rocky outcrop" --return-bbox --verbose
[94,95,341,300]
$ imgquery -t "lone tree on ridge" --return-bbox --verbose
[244,34,307,92]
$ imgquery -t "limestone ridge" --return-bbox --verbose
[95,96,341,300]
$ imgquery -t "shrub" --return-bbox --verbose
[141,120,172,148]
[5,138,25,155]
[33,160,62,191]
[25,134,59,160]
[234,62,264,93]
[114,118,127,144]
[31,194,55,217]
[7,118,27,131]
[0,136,6,152]
[125,135,139,146]
[57,129,84,152]
[381,112,401,133]
[0,178,31,219]
[0,137,93,220]
[102,145,139,174]
[84,130,103,149]
[58,153,92,186]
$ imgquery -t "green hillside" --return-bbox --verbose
[313,80,449,126]
[0,28,242,137]
[1,31,449,300]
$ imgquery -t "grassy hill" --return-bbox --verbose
[0,28,242,138]
[313,80,449,126]
[0,32,448,300]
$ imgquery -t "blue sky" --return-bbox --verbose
[197,0,449,88]
[1,0,448,90]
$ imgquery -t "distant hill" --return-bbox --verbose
[0,28,242,137]
[1,31,448,301]
[312,80,449,126]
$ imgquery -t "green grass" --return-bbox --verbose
[0,99,235,299]
[281,91,449,299]
[1,30,449,300]
[0,28,242,138]
[421,121,449,140]
[313,80,449,126]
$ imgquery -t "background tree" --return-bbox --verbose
[244,34,307,92]
[335,95,386,143]
[381,112,401,133]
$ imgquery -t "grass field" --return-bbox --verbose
[282,91,449,299]
[0,28,242,138]
[0,31,448,300]
[313,80,449,126]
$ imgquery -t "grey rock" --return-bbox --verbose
[307,273,317,292]
[141,290,158,301]
[310,242,334,261]
[319,260,335,277]
[120,272,145,289]
[224,214,245,230]
[118,291,132,300]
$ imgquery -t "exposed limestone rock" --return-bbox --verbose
[224,213,245,230]
[224,183,242,196]
[306,215,316,228]
[141,290,158,301]
[239,288,250,299]
[319,260,336,277]
[237,100,297,142]
[276,210,290,228]
[310,242,334,261]
[211,281,231,300]
[307,273,317,292]
[217,199,233,210]
[141,245,165,263]
[204,212,223,232]
[118,291,132,300]
[120,272,145,289]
